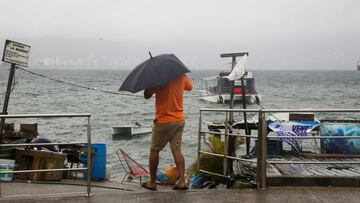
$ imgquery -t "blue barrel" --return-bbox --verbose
[82,143,106,180]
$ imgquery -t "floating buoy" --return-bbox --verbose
[164,164,178,185]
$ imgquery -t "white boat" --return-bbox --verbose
[201,54,261,104]
[111,122,152,137]
[201,71,261,104]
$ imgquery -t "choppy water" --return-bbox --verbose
[0,68,359,180]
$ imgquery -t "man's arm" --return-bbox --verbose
[184,75,192,91]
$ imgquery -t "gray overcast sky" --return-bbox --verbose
[1,0,360,69]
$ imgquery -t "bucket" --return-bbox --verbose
[0,159,15,181]
[105,164,112,180]
[82,143,106,180]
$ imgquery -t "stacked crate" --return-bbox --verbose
[0,122,38,143]
[14,149,66,181]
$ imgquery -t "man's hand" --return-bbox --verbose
[144,89,152,99]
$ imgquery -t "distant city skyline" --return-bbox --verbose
[1,0,360,70]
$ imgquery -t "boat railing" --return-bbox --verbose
[0,113,92,198]
[198,108,360,189]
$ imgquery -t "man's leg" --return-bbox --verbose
[148,148,159,187]
[170,121,186,187]
[144,122,168,189]
[171,148,186,187]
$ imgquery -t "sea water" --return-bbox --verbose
[0,68,359,180]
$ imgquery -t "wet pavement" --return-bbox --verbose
[1,181,360,203]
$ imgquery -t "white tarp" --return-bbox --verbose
[268,121,320,152]
[227,55,247,81]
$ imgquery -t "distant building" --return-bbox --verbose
[358,61,360,71]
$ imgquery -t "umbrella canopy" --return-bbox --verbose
[119,54,190,93]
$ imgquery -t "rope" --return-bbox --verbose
[15,67,280,119]
[16,67,219,99]
[17,67,143,98]
[12,67,285,127]
[16,66,280,122]
[254,102,284,121]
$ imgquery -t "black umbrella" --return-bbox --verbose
[119,53,190,93]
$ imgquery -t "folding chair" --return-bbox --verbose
[116,148,149,184]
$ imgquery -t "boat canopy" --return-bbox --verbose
[227,55,247,81]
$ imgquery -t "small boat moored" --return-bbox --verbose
[111,122,152,138]
[201,71,261,104]
[201,53,261,104]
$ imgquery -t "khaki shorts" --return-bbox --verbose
[151,121,185,151]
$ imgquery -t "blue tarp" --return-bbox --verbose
[268,121,320,152]
[320,122,360,154]
[156,169,168,183]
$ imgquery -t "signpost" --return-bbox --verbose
[1,40,31,143]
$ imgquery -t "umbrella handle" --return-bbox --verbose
[149,52,153,59]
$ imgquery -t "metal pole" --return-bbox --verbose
[256,110,267,188]
[86,116,92,197]
[219,52,250,175]
[197,111,202,171]
[256,111,262,189]
[226,57,236,173]
[229,57,236,111]
[241,75,250,155]
[0,64,16,143]
[260,111,267,188]
[199,108,360,113]
[223,112,229,176]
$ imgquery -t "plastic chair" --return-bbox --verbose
[116,148,149,184]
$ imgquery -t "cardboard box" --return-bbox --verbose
[0,122,14,131]
[20,123,38,134]
[14,149,66,181]
[0,123,15,137]
[19,123,38,140]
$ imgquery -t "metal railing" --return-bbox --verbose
[0,113,92,198]
[198,108,360,188]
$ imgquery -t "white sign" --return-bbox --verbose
[2,40,31,67]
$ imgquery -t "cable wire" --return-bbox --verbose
[17,67,143,98]
[14,67,282,123]
[17,67,219,99]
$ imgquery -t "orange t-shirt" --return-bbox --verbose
[147,74,192,123]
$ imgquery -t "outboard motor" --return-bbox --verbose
[255,95,260,105]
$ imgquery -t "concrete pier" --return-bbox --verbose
[1,181,360,203]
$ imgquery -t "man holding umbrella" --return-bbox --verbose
[143,73,192,190]
[119,53,192,190]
